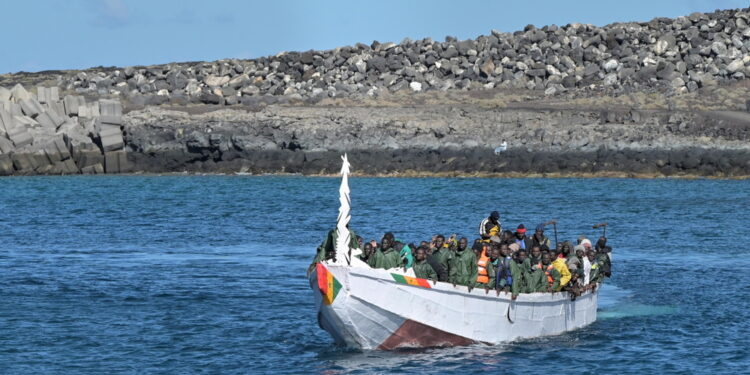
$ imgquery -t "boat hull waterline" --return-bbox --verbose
[310,262,599,350]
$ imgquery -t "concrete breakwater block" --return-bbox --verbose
[10,84,31,101]
[7,127,33,148]
[0,87,10,102]
[63,95,86,116]
[0,109,13,133]
[20,98,44,118]
[36,111,57,128]
[99,99,122,117]
[104,150,129,173]
[0,137,14,154]
[43,135,72,163]
[11,152,34,171]
[36,86,59,104]
[80,163,104,174]
[0,154,13,175]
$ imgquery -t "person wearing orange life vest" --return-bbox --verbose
[476,243,495,290]
[540,252,562,292]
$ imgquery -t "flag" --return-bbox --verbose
[316,263,342,305]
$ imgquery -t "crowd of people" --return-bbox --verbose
[313,211,612,300]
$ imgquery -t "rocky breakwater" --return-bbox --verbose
[119,104,750,177]
[0,84,129,175]
[57,7,750,103]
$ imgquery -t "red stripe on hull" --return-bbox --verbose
[377,319,475,350]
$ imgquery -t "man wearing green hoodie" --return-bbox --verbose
[413,246,438,282]
[432,235,454,281]
[449,237,478,289]
[370,236,402,269]
[312,227,360,264]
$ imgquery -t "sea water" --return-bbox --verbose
[0,176,748,374]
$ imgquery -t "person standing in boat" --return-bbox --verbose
[551,247,572,290]
[509,249,532,299]
[312,226,360,264]
[370,234,401,270]
[494,244,514,294]
[531,224,551,249]
[479,211,502,242]
[514,224,533,250]
[413,246,438,282]
[476,243,495,290]
[430,234,453,282]
[540,252,562,292]
[448,237,478,290]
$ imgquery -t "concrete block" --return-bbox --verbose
[104,150,129,173]
[47,109,65,128]
[79,102,100,118]
[75,150,104,169]
[0,87,10,102]
[0,136,13,154]
[57,158,78,174]
[0,154,13,175]
[13,115,38,127]
[63,95,85,116]
[47,101,66,118]
[8,102,23,116]
[98,123,121,137]
[11,153,34,171]
[81,163,104,174]
[11,84,31,101]
[99,99,122,117]
[0,110,13,133]
[99,115,122,125]
[101,132,124,152]
[36,111,57,128]
[20,98,44,118]
[37,86,59,104]
[7,128,33,148]
[44,135,71,163]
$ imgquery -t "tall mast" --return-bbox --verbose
[334,154,352,265]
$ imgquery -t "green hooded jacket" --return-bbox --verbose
[448,249,478,287]
[313,228,359,264]
[413,260,438,281]
[371,246,402,269]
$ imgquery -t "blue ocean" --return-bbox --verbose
[0,176,748,374]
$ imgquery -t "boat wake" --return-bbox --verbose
[596,284,677,320]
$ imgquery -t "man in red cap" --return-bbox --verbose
[514,224,533,251]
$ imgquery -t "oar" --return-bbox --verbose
[592,222,608,237]
[544,220,558,247]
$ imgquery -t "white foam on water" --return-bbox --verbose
[597,283,677,320]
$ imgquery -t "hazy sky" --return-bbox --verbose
[0,0,746,74]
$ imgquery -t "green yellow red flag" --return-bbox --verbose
[316,263,342,305]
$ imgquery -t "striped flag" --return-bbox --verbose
[316,263,342,305]
[391,273,432,288]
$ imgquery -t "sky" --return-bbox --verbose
[0,0,746,74]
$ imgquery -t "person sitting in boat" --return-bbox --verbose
[312,226,360,264]
[413,246,438,282]
[514,224,533,251]
[586,250,605,287]
[531,224,551,249]
[479,211,502,242]
[564,264,586,299]
[529,245,542,266]
[494,244,514,294]
[567,245,583,269]
[509,249,533,299]
[595,236,613,277]
[394,241,414,269]
[448,237,478,290]
[551,247,572,291]
[476,243,495,291]
[540,252,562,292]
[369,234,401,270]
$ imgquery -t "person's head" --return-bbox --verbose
[384,232,395,242]
[356,236,364,248]
[381,236,391,249]
[562,241,572,256]
[458,237,468,251]
[363,242,374,256]
[490,246,500,260]
[586,249,596,261]
[542,251,552,265]
[420,240,429,248]
[415,246,427,261]
[500,230,513,243]
[516,249,528,263]
[500,244,510,257]
[481,243,491,257]
[534,224,544,239]
[531,245,541,259]
[575,247,585,259]
[434,234,445,249]
[596,236,607,250]
[490,210,500,224]
[515,224,527,239]
[556,242,563,252]
[582,238,592,251]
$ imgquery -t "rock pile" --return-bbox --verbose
[56,7,750,103]
[0,84,128,175]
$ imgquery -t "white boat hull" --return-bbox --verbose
[310,262,599,350]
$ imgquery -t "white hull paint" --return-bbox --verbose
[310,263,599,350]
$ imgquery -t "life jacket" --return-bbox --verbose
[545,264,555,286]
[488,225,500,237]
[476,251,490,284]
